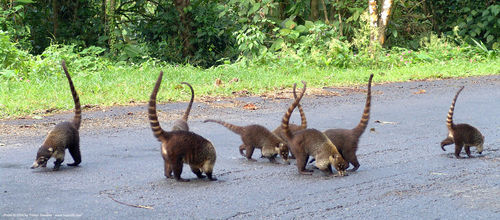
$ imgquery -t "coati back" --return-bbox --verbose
[322,74,373,172]
[440,86,484,158]
[149,71,217,182]
[203,119,289,164]
[272,83,307,148]
[171,82,194,131]
[31,60,82,171]
[282,81,347,176]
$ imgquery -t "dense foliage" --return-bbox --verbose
[0,0,498,74]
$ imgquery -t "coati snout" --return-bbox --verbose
[31,147,54,168]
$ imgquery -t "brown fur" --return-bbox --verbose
[322,74,373,172]
[204,119,289,164]
[440,86,484,158]
[272,83,307,159]
[149,71,217,182]
[31,60,82,170]
[282,81,348,176]
[171,82,194,131]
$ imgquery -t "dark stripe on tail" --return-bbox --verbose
[353,74,374,137]
[61,60,82,130]
[180,82,194,121]
[447,86,464,131]
[293,83,307,129]
[203,119,244,135]
[149,71,167,141]
[281,81,307,140]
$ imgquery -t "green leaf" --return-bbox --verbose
[295,25,307,33]
[305,21,314,29]
[486,35,494,43]
[270,38,284,51]
[284,20,296,29]
[248,3,261,15]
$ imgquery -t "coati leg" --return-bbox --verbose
[454,143,464,159]
[297,155,313,175]
[206,172,217,181]
[53,159,64,171]
[164,161,173,178]
[67,145,81,166]
[267,155,278,164]
[239,144,246,157]
[245,145,257,161]
[349,156,360,172]
[172,157,189,182]
[440,136,454,151]
[464,146,473,158]
[190,165,206,179]
[320,165,333,176]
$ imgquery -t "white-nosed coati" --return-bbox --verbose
[282,81,348,176]
[149,71,217,182]
[203,119,289,164]
[31,60,82,171]
[321,74,373,172]
[272,83,307,159]
[440,86,484,158]
[171,82,194,131]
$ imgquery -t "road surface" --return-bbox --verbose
[1,75,499,219]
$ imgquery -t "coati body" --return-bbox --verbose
[322,74,373,172]
[171,82,194,131]
[149,71,217,182]
[272,83,307,159]
[282,81,347,176]
[203,119,289,164]
[440,86,484,158]
[31,60,82,171]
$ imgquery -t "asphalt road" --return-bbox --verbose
[1,75,499,219]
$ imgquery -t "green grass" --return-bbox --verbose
[1,57,499,119]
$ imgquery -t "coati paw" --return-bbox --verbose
[299,170,313,175]
[196,174,207,179]
[208,177,217,181]
[176,178,190,182]
[247,158,257,162]
[67,163,79,166]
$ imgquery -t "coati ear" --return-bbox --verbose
[279,143,284,147]
[48,147,53,152]
[275,147,280,152]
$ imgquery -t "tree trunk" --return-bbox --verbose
[377,0,393,45]
[310,0,319,20]
[107,0,117,52]
[368,0,378,44]
[174,0,193,57]
[52,0,60,38]
[320,0,329,24]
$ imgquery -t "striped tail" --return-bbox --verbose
[293,83,307,129]
[281,81,307,140]
[180,82,194,121]
[353,74,373,137]
[203,119,244,135]
[61,60,82,130]
[447,86,464,131]
[149,71,167,141]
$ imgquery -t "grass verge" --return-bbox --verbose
[1,58,499,119]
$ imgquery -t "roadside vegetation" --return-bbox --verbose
[1,1,499,118]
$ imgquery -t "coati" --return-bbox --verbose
[321,74,374,172]
[31,60,82,171]
[272,83,307,159]
[440,86,484,158]
[171,82,194,131]
[149,71,217,182]
[203,119,289,164]
[282,81,348,176]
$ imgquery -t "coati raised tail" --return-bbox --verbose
[149,71,217,182]
[203,119,289,164]
[272,83,307,159]
[440,86,484,158]
[322,74,373,172]
[31,60,82,171]
[171,82,194,131]
[282,81,347,176]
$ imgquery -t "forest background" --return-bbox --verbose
[0,0,498,118]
